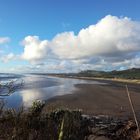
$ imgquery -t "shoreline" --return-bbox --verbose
[48,74,140,84]
[44,77,140,118]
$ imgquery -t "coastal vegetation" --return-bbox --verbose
[0,100,140,140]
[46,68,140,84]
[49,68,140,79]
[78,68,140,79]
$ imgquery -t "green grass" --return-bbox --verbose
[78,68,140,79]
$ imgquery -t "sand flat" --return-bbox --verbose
[45,80,140,118]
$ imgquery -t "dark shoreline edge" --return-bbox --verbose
[47,74,140,85]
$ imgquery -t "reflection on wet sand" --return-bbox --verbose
[3,75,105,108]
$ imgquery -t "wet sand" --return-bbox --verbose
[44,79,140,118]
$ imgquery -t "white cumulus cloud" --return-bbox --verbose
[21,36,49,63]
[51,15,140,59]
[20,15,140,71]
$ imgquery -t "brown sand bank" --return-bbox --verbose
[48,74,140,84]
[44,79,140,118]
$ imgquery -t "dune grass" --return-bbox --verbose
[0,100,140,140]
[0,101,89,140]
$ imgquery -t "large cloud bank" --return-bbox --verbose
[8,15,140,72]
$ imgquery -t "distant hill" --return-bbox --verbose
[77,68,140,79]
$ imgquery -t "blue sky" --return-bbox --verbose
[0,0,140,73]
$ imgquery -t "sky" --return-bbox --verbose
[0,0,140,73]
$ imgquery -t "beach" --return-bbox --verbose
[1,74,140,118]
[44,78,140,118]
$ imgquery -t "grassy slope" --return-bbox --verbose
[78,68,140,79]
